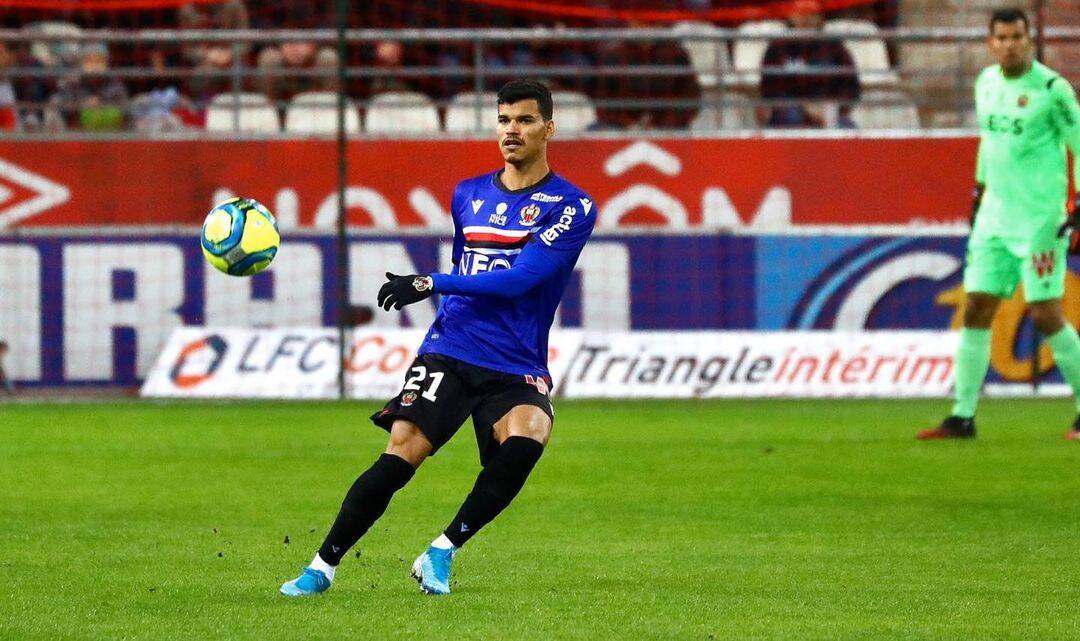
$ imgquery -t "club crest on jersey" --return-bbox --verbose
[400,391,418,407]
[519,204,541,225]
[530,192,563,203]
[1017,94,1028,108]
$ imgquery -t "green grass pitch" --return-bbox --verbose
[2,399,1079,640]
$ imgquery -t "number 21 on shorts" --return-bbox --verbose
[402,365,444,402]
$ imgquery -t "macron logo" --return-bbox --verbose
[460,523,469,533]
[471,199,484,214]
[579,198,593,215]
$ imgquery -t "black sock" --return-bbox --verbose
[444,436,545,547]
[317,453,415,565]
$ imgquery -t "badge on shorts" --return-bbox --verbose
[401,391,418,406]
[524,374,549,395]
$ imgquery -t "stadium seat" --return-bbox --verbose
[731,20,786,87]
[285,91,361,134]
[691,92,757,130]
[23,21,83,67]
[851,89,920,129]
[824,20,900,87]
[550,91,597,132]
[672,21,732,90]
[444,92,499,133]
[364,91,440,134]
[205,93,280,133]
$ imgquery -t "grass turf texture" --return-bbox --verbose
[1,399,1078,641]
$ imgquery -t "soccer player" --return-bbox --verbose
[280,80,596,596]
[919,8,1080,440]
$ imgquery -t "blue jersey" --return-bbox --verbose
[419,169,596,379]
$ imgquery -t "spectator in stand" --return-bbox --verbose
[255,4,338,104]
[257,40,339,104]
[594,21,700,130]
[759,0,861,128]
[0,340,13,395]
[45,42,128,131]
[0,41,23,131]
[371,39,412,95]
[179,0,249,106]
[0,39,51,131]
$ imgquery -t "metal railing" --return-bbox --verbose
[1,26,1078,136]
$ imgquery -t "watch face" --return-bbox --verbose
[413,277,432,292]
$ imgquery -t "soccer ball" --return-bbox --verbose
[200,197,280,276]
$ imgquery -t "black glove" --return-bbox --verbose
[377,272,434,311]
[970,184,984,227]
[1056,194,1080,255]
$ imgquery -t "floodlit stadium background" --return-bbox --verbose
[0,0,1077,398]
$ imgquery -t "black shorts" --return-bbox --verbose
[371,353,554,465]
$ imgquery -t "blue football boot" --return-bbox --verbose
[279,567,332,597]
[410,545,456,595]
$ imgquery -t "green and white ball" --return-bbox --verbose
[201,197,280,276]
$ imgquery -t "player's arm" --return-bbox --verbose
[971,72,986,225]
[1048,77,1080,210]
[1050,77,1080,247]
[378,200,596,309]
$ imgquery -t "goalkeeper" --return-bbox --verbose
[919,8,1080,440]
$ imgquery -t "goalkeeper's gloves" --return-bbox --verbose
[970,183,984,226]
[377,272,434,311]
[1056,193,1080,255]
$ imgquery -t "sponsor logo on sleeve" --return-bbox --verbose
[540,205,577,245]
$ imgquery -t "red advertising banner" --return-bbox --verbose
[0,137,976,231]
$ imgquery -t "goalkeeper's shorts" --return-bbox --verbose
[963,231,1067,302]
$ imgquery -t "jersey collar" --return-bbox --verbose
[492,169,555,195]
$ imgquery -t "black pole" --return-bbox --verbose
[335,0,349,400]
[1034,0,1045,62]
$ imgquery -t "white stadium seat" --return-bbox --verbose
[284,91,361,134]
[550,90,597,133]
[24,21,83,67]
[205,93,280,133]
[444,92,499,133]
[824,19,900,87]
[673,21,732,89]
[691,92,758,130]
[364,91,440,134]
[731,20,786,87]
[851,89,920,129]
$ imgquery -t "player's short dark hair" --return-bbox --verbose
[496,80,553,121]
[990,8,1029,33]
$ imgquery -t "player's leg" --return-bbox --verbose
[280,421,431,597]
[920,236,1014,439]
[412,378,553,595]
[281,354,473,597]
[1022,237,1080,438]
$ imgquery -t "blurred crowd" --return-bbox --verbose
[0,0,898,133]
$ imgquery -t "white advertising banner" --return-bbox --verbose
[143,328,958,400]
[561,331,958,398]
[141,327,583,400]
